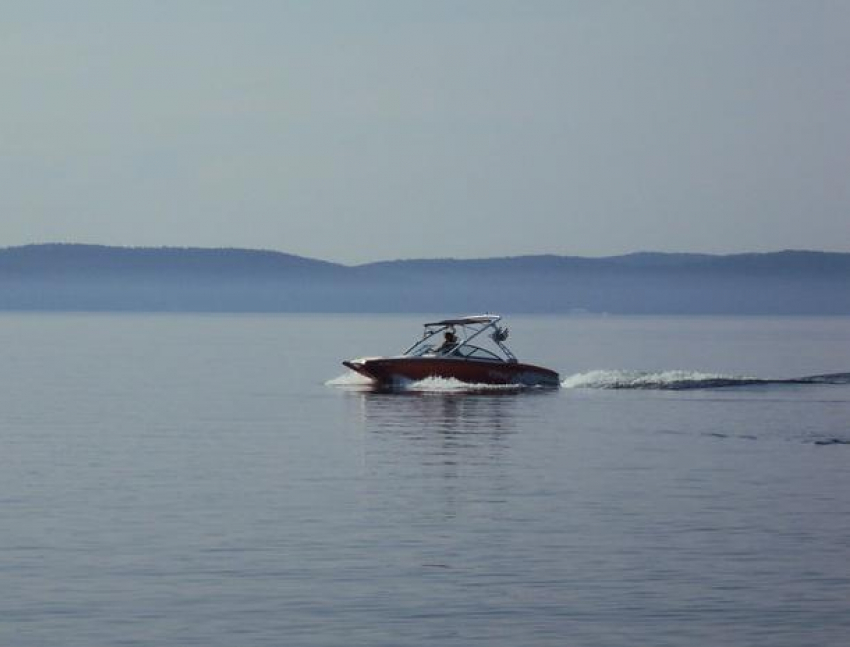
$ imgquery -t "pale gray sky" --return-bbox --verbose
[2,0,847,263]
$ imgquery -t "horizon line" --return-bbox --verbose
[3,242,849,267]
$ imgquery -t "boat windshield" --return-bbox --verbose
[406,341,439,357]
[456,345,502,361]
[404,341,503,361]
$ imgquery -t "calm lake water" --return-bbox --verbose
[2,314,849,646]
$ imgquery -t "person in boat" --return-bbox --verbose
[438,328,458,354]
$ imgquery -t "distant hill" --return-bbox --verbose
[0,244,344,277]
[357,250,850,275]
[0,244,848,314]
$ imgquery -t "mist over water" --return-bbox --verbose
[2,314,850,646]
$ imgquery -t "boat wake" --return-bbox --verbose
[399,376,529,392]
[561,370,850,390]
[329,369,850,393]
[327,372,531,392]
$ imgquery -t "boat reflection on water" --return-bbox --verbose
[352,386,558,451]
[357,389,523,434]
[343,388,559,521]
[332,367,559,438]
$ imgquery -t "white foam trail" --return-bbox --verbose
[325,372,527,392]
[402,376,526,392]
[331,369,850,392]
[325,371,375,386]
[561,369,759,390]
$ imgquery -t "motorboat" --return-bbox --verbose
[342,315,560,388]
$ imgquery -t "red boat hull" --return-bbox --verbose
[343,357,560,388]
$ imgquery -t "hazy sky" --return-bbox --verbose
[2,1,847,263]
